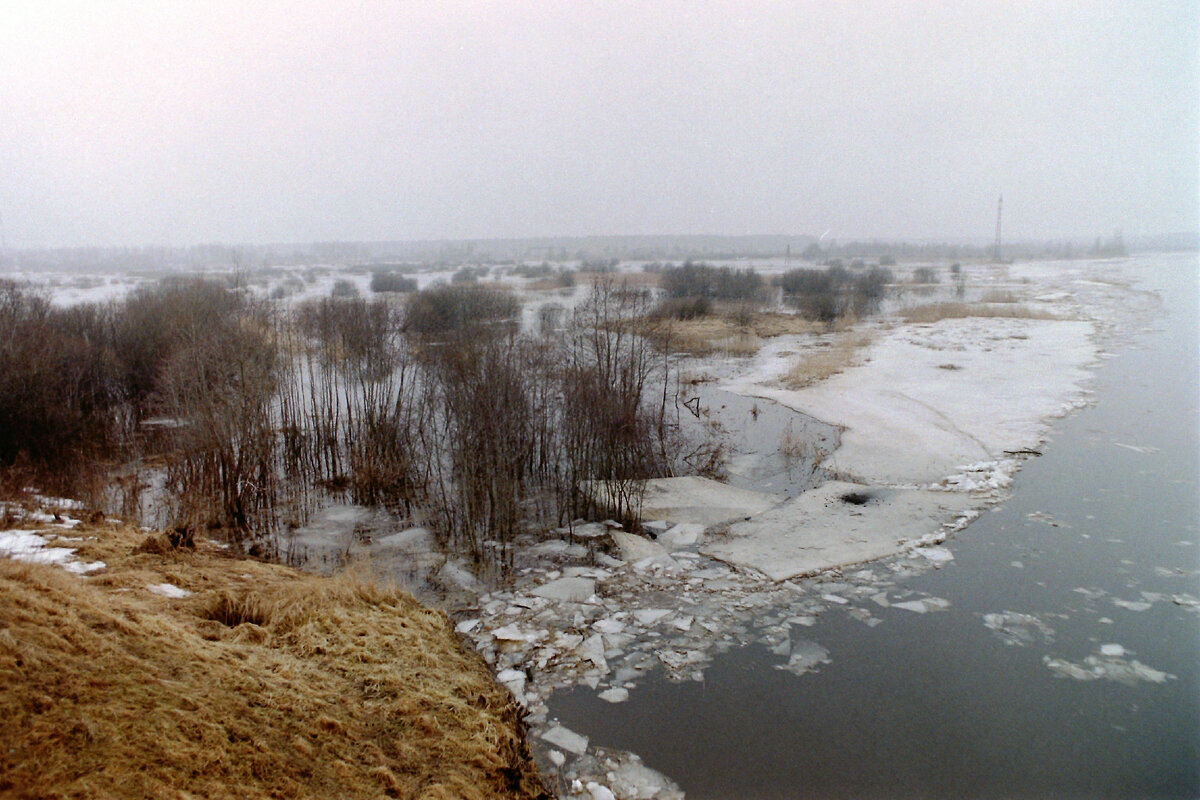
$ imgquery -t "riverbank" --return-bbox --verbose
[453,257,1162,796]
[0,507,549,800]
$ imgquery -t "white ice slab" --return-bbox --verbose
[701,481,975,581]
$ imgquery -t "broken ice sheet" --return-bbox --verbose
[982,611,1055,647]
[914,545,954,563]
[892,596,951,614]
[542,724,589,755]
[1112,598,1153,612]
[775,639,831,676]
[1043,650,1175,686]
[597,687,629,703]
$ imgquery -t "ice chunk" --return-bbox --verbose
[531,576,596,603]
[578,634,608,672]
[659,523,705,549]
[610,531,667,562]
[671,615,694,632]
[455,618,481,634]
[1112,598,1152,612]
[548,750,565,767]
[605,752,686,799]
[598,687,629,703]
[776,639,831,676]
[568,522,610,539]
[1043,653,1175,686]
[542,725,589,755]
[593,617,627,635]
[148,582,191,598]
[490,624,544,644]
[496,668,527,704]
[821,593,848,605]
[915,545,954,563]
[982,611,1055,646]
[1099,643,1125,657]
[892,600,929,614]
[586,782,616,800]
[632,608,672,626]
[438,560,481,592]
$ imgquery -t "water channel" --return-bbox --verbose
[549,254,1200,798]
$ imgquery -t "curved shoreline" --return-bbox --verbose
[458,258,1163,796]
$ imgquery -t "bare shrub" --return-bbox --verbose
[661,262,762,301]
[403,283,519,340]
[912,266,940,284]
[155,294,281,538]
[330,279,359,298]
[369,271,418,293]
[778,266,891,323]
[0,281,120,477]
[652,295,711,321]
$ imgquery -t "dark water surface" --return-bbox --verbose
[550,255,1199,799]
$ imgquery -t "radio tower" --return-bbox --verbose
[992,195,1003,262]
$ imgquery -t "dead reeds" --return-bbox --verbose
[782,331,874,389]
[902,301,1058,324]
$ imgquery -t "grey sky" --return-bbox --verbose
[1,1,1196,247]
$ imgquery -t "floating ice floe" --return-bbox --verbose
[1111,598,1153,612]
[542,724,589,755]
[776,639,831,676]
[598,687,629,703]
[1043,651,1174,686]
[892,596,951,614]
[982,611,1055,646]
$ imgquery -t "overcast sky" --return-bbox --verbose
[1,1,1196,247]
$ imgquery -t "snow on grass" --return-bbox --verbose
[0,529,105,574]
[148,583,191,598]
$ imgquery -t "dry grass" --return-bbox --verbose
[979,289,1019,303]
[0,523,548,800]
[783,331,874,389]
[902,301,1059,324]
[641,310,822,356]
[577,270,661,288]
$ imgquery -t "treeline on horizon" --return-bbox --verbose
[1,228,1176,273]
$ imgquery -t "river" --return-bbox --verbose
[548,253,1199,799]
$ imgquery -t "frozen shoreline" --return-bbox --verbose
[452,258,1163,796]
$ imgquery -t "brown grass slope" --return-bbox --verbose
[0,523,549,800]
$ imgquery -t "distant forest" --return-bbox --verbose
[2,231,1193,273]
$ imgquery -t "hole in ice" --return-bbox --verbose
[840,492,872,506]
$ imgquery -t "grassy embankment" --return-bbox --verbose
[0,516,548,800]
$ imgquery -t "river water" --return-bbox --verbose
[549,254,1199,799]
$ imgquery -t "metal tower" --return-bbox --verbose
[993,195,1003,262]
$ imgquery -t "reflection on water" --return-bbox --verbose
[549,255,1200,799]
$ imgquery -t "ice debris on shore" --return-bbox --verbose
[457,514,967,795]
